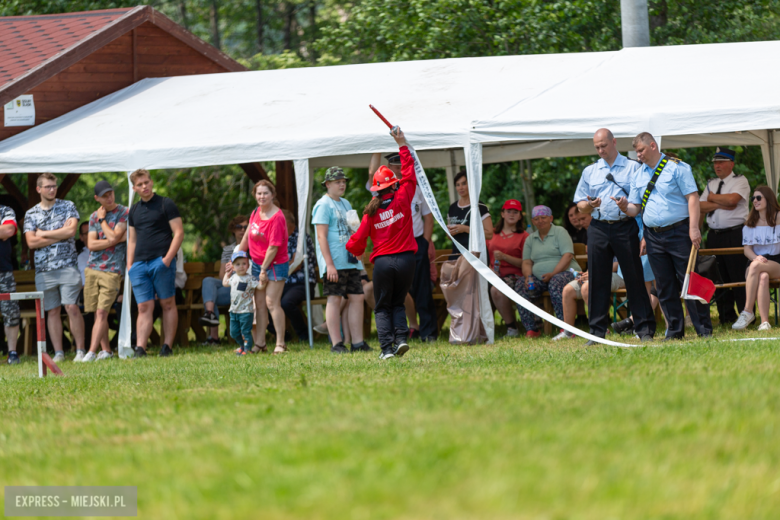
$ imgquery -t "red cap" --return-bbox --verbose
[502,199,522,211]
[370,165,399,192]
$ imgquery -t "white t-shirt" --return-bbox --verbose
[228,273,259,314]
[700,172,750,229]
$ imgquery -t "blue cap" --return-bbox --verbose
[231,250,248,263]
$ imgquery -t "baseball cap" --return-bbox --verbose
[502,199,522,211]
[231,250,249,263]
[94,180,114,197]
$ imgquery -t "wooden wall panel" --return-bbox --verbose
[0,21,230,143]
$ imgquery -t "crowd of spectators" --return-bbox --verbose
[4,130,779,363]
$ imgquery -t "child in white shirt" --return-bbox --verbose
[223,251,259,355]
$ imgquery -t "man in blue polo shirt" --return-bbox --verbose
[574,128,655,343]
[615,132,712,339]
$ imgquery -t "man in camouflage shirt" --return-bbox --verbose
[0,205,21,364]
[24,173,85,363]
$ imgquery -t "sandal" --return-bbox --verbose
[251,344,267,354]
[272,344,287,355]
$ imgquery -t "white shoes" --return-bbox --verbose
[506,327,519,338]
[52,351,65,363]
[96,351,113,361]
[313,322,329,335]
[552,330,576,341]
[82,351,96,362]
[758,321,772,331]
[73,350,85,362]
[732,311,756,330]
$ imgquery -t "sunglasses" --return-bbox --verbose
[234,224,248,230]
[751,195,763,203]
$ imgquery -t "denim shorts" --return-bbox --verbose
[252,262,288,282]
[128,256,176,303]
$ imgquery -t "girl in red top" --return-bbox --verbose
[347,128,417,359]
[487,199,529,338]
[235,179,289,354]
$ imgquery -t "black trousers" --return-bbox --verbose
[587,219,656,337]
[373,251,416,351]
[705,227,747,323]
[410,236,438,339]
[280,282,315,342]
[645,223,713,338]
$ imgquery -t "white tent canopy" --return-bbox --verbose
[2,40,780,347]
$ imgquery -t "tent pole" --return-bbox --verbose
[446,150,457,204]
[769,130,777,191]
[303,234,313,349]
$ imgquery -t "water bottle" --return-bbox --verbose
[527,224,533,234]
[493,259,501,274]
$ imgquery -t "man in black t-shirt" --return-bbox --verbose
[127,169,184,358]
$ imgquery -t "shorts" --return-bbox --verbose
[83,268,122,312]
[128,256,176,304]
[35,265,82,312]
[567,272,625,299]
[323,268,362,297]
[251,262,289,282]
[0,271,20,327]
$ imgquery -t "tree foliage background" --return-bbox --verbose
[1,0,779,256]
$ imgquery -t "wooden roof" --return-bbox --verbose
[0,6,245,108]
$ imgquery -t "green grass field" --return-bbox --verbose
[2,326,780,519]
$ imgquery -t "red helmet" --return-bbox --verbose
[370,165,399,192]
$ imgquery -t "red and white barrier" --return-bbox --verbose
[0,291,62,377]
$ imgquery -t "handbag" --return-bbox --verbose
[694,254,723,285]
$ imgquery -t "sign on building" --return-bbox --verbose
[4,95,35,127]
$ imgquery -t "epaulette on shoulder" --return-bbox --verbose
[627,157,641,163]
[666,156,681,164]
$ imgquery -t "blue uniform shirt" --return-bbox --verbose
[573,154,641,221]
[628,154,699,228]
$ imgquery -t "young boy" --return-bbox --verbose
[223,251,258,355]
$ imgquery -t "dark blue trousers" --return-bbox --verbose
[411,236,438,339]
[587,219,656,338]
[373,251,415,351]
[645,222,713,338]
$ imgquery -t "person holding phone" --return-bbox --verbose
[574,128,656,344]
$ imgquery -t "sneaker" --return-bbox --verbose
[133,346,147,358]
[758,321,772,331]
[350,341,373,352]
[313,323,329,335]
[96,351,113,361]
[732,311,755,330]
[7,351,19,365]
[379,348,395,360]
[200,337,220,346]
[73,350,85,362]
[52,351,65,363]
[330,342,348,354]
[423,336,438,343]
[552,330,575,341]
[236,348,248,356]
[525,330,541,338]
[159,344,173,357]
[82,351,96,362]
[408,329,421,341]
[611,317,634,335]
[199,311,220,326]
[506,326,519,338]
[393,341,410,358]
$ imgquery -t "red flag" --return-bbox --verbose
[686,271,716,304]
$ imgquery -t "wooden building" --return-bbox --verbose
[0,6,297,215]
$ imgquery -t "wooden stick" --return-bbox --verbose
[685,245,697,276]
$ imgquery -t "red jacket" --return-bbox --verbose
[347,146,419,262]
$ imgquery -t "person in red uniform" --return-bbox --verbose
[347,127,418,360]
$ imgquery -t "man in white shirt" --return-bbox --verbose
[699,147,750,325]
[368,152,438,341]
